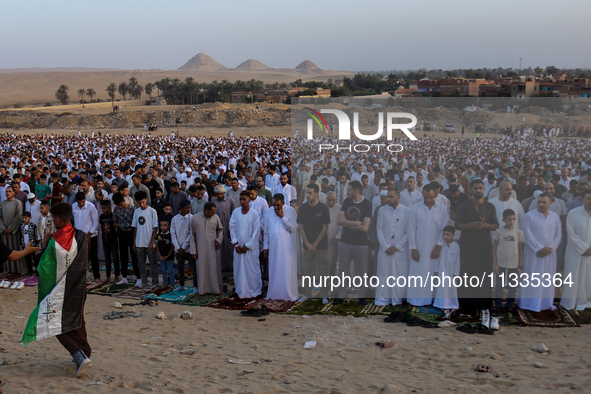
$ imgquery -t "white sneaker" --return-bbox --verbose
[2,281,11,288]
[192,287,199,295]
[174,286,186,292]
[298,296,309,303]
[322,298,329,304]
[0,280,5,287]
[16,281,25,290]
[135,279,143,288]
[116,277,128,284]
[10,281,19,290]
[481,309,491,329]
[490,316,500,330]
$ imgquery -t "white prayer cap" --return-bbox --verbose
[27,193,36,199]
[533,190,543,198]
[380,190,388,196]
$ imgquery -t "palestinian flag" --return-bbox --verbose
[22,225,88,345]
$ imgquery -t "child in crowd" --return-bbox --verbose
[493,208,524,310]
[156,220,175,287]
[21,211,40,276]
[160,203,174,223]
[99,200,119,283]
[433,225,460,316]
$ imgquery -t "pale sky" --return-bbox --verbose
[2,0,589,71]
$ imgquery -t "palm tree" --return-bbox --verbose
[128,77,139,99]
[86,88,96,102]
[118,82,128,100]
[134,84,143,100]
[55,85,70,105]
[106,83,117,105]
[77,88,86,107]
[144,83,154,99]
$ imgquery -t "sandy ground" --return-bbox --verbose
[1,285,590,393]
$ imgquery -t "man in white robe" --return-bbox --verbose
[375,188,410,306]
[0,186,24,273]
[229,191,261,298]
[190,202,224,295]
[408,184,449,306]
[560,189,591,310]
[489,181,525,235]
[518,193,562,312]
[264,193,298,301]
[400,176,422,208]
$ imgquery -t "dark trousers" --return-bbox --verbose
[25,253,40,275]
[260,251,269,282]
[56,301,91,357]
[102,236,119,278]
[494,268,518,307]
[89,236,99,279]
[176,252,197,287]
[118,229,139,278]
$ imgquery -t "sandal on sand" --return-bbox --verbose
[456,323,478,334]
[476,363,492,373]
[477,323,495,335]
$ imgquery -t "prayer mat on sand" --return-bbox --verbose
[178,293,227,307]
[517,307,579,328]
[247,298,296,313]
[207,294,264,310]
[87,282,134,296]
[570,308,591,325]
[0,273,23,282]
[115,287,155,300]
[85,280,111,291]
[146,286,192,303]
[280,299,411,317]
[22,276,39,286]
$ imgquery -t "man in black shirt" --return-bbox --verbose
[297,184,330,299]
[335,180,372,305]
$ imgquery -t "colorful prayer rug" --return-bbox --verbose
[146,286,192,303]
[22,276,39,287]
[178,293,226,307]
[207,295,263,310]
[87,282,134,296]
[85,280,110,291]
[516,307,579,328]
[115,287,155,300]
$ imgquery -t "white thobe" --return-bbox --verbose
[518,210,562,312]
[375,204,410,306]
[433,241,461,310]
[435,194,451,214]
[264,205,298,301]
[400,189,422,208]
[408,201,449,306]
[560,207,591,310]
[488,197,525,232]
[229,208,261,298]
[273,183,297,204]
[25,200,41,229]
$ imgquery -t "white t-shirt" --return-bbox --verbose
[493,226,525,269]
[132,206,159,248]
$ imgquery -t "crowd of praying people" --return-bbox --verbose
[1,131,591,331]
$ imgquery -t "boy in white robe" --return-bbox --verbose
[433,226,460,311]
